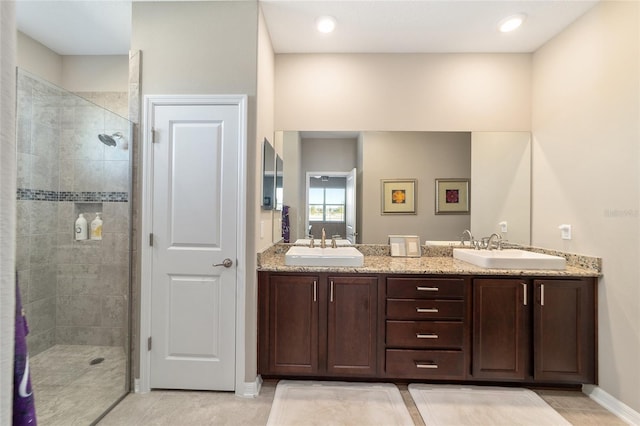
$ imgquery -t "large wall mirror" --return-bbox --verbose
[268,134,286,243]
[279,130,531,245]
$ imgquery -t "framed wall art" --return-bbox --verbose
[381,179,417,214]
[435,178,470,214]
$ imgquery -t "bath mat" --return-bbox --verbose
[267,380,413,426]
[408,384,571,426]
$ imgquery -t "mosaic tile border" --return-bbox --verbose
[17,188,129,203]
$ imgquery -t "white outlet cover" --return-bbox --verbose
[559,224,572,240]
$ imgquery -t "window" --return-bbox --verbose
[309,187,345,222]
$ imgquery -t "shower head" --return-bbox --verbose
[98,132,127,150]
[98,133,117,147]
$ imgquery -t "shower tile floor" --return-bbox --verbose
[29,345,127,426]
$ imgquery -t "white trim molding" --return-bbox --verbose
[140,94,248,394]
[237,376,263,398]
[583,385,640,425]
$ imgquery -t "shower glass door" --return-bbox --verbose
[15,69,132,424]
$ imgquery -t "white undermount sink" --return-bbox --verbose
[453,248,566,270]
[285,246,364,267]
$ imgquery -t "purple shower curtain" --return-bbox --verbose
[13,276,37,425]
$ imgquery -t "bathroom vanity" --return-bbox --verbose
[257,245,599,386]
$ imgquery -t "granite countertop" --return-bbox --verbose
[257,244,601,277]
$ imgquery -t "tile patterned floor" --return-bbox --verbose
[29,345,127,426]
[29,346,628,425]
[98,380,628,426]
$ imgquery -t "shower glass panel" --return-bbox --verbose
[15,69,132,424]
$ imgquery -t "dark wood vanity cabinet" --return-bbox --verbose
[258,271,596,385]
[261,273,320,375]
[258,272,379,378]
[472,279,530,380]
[384,277,470,380]
[472,277,596,384]
[533,279,596,383]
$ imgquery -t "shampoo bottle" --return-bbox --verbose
[90,213,103,240]
[75,213,88,240]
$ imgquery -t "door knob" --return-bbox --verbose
[212,258,233,268]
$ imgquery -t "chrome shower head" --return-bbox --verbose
[98,132,127,150]
[98,133,117,147]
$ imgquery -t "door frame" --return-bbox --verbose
[139,95,251,395]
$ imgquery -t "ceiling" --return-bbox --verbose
[16,0,599,56]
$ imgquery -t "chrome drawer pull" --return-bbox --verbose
[416,308,439,313]
[416,333,438,339]
[415,363,438,369]
[416,286,439,292]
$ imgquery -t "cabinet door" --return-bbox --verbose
[534,279,595,383]
[268,275,319,375]
[472,279,530,380]
[327,276,378,376]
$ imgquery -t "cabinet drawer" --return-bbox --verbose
[387,299,464,320]
[387,278,465,299]
[386,321,463,349]
[386,349,465,379]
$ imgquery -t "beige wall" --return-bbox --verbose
[301,137,358,172]
[471,132,531,244]
[131,1,260,384]
[255,5,275,382]
[17,32,127,93]
[17,31,62,86]
[275,53,531,132]
[532,1,639,413]
[361,131,470,243]
[131,2,258,97]
[61,55,128,92]
[257,7,276,250]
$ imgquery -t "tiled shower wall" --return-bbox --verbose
[16,71,130,356]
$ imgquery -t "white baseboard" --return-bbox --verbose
[236,375,263,398]
[583,385,640,425]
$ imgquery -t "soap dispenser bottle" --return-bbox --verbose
[90,213,103,240]
[75,213,88,240]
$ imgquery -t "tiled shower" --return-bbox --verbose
[15,69,131,359]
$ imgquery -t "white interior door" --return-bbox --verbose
[346,168,357,243]
[149,101,239,391]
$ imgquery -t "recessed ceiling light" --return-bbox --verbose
[498,13,526,33]
[316,16,337,34]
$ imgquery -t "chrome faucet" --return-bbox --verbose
[486,233,503,250]
[460,229,474,246]
[320,228,327,249]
